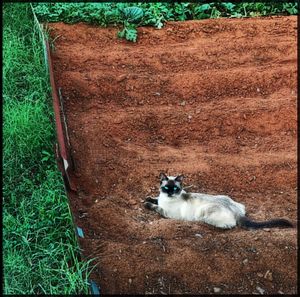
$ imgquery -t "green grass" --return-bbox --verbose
[3,3,92,294]
[33,2,298,42]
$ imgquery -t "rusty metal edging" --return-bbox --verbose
[30,4,100,295]
[45,40,78,191]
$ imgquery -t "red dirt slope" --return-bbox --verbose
[49,16,297,294]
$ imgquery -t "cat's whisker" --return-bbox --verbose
[183,185,194,190]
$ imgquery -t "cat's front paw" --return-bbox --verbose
[144,201,155,210]
[145,196,158,204]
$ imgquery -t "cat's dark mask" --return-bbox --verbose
[159,173,184,197]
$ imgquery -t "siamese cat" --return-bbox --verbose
[144,173,293,229]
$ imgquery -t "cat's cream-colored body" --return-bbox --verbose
[144,174,293,229]
[158,190,246,229]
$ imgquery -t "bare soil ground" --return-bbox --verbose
[49,16,297,294]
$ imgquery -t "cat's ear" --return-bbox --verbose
[159,173,168,182]
[175,174,184,183]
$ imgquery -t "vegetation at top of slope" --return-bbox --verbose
[33,2,298,42]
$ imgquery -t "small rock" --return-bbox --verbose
[278,290,284,294]
[257,273,264,278]
[116,74,127,82]
[128,278,132,284]
[188,115,192,120]
[180,101,186,106]
[195,233,203,238]
[256,286,265,295]
[264,270,273,281]
[263,228,271,232]
[213,287,221,293]
[242,258,249,265]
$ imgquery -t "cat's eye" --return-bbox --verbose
[164,186,168,190]
[174,186,177,190]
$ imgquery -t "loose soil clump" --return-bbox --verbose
[49,16,297,294]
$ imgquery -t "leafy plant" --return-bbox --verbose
[283,3,298,14]
[117,22,138,42]
[33,3,298,42]
[117,6,144,42]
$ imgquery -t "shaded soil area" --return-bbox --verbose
[49,16,297,294]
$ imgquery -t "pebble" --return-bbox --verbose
[256,286,265,294]
[195,233,203,238]
[242,258,249,265]
[213,287,221,293]
[264,270,273,281]
[128,278,132,284]
[257,273,264,278]
[116,74,127,82]
[180,101,186,106]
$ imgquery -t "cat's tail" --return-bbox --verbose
[238,216,294,229]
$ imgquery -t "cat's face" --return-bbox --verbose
[159,173,184,197]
